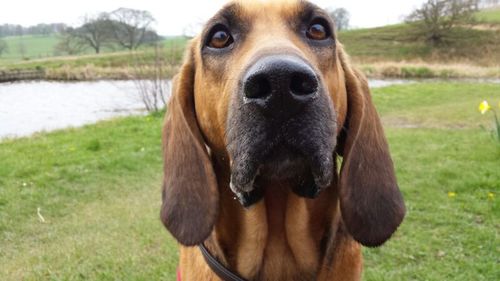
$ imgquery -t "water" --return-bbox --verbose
[0,80,169,139]
[1,78,498,139]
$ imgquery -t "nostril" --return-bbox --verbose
[290,72,318,96]
[245,74,272,99]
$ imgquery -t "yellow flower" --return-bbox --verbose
[448,192,456,198]
[478,100,491,114]
[488,192,495,200]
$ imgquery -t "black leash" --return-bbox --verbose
[199,243,248,281]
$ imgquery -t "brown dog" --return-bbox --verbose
[161,1,406,280]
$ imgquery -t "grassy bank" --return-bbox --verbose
[358,61,500,79]
[1,82,499,280]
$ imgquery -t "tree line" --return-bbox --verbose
[57,8,159,55]
[0,23,68,37]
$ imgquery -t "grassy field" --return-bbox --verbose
[475,7,500,23]
[0,82,499,280]
[0,35,188,63]
[0,34,128,63]
[0,35,59,63]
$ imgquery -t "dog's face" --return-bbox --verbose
[162,0,405,248]
[192,0,347,204]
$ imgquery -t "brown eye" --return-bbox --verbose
[208,29,233,49]
[307,23,328,40]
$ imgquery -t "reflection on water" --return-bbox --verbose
[0,80,170,139]
[1,78,498,139]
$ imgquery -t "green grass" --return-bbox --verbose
[475,7,500,23]
[0,113,179,280]
[0,83,499,280]
[0,35,59,62]
[364,83,500,280]
[0,35,188,66]
[338,22,500,66]
[373,82,500,128]
[0,34,120,63]
[339,24,431,61]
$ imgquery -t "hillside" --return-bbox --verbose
[339,7,500,66]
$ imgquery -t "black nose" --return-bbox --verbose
[243,55,319,116]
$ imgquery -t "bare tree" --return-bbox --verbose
[0,39,8,57]
[328,8,350,31]
[72,13,112,54]
[131,43,172,112]
[109,8,156,50]
[54,28,86,55]
[406,0,479,45]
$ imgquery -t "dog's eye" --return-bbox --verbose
[306,21,330,41]
[208,26,234,49]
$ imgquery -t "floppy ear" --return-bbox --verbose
[337,46,405,247]
[160,45,219,246]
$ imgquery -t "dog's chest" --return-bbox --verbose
[243,188,329,280]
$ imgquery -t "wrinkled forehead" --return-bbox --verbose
[230,0,312,18]
[202,0,324,33]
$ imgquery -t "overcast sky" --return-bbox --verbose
[0,0,427,35]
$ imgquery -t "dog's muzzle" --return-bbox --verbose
[226,54,337,207]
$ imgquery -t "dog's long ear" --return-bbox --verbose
[161,44,218,246]
[337,46,405,247]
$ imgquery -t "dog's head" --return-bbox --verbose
[161,0,405,248]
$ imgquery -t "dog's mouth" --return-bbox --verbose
[227,106,337,207]
[226,54,337,207]
[230,138,334,186]
[229,144,333,207]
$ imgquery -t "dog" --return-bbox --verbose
[161,1,406,280]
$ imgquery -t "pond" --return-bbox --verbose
[0,78,497,140]
[0,80,170,140]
